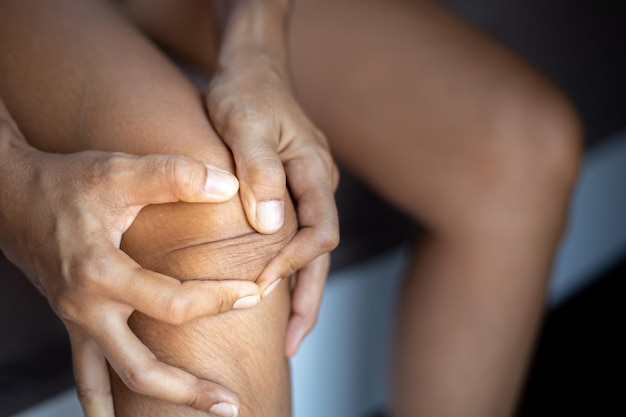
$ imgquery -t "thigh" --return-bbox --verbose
[289,0,575,228]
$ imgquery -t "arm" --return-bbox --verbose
[0,0,292,415]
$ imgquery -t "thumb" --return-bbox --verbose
[115,153,239,206]
[223,129,287,234]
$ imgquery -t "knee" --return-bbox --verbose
[502,84,582,187]
[435,86,583,236]
[115,196,296,416]
[491,84,582,197]
[122,196,298,281]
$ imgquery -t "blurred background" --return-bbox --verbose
[2,0,625,416]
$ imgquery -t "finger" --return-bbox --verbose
[220,122,287,234]
[284,254,331,357]
[91,309,240,415]
[257,154,339,288]
[106,153,239,205]
[106,248,262,325]
[64,321,115,417]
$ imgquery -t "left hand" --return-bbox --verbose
[206,54,340,356]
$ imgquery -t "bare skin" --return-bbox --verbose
[110,96,298,417]
[122,0,583,416]
[289,2,581,415]
[0,0,582,415]
[0,94,296,417]
[0,0,304,415]
[121,0,341,358]
[116,196,296,417]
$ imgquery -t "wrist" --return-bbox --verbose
[216,48,291,86]
[215,0,291,77]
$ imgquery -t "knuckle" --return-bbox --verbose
[162,290,193,325]
[247,157,286,187]
[215,290,233,313]
[299,139,337,181]
[54,257,105,320]
[315,143,339,184]
[196,283,230,314]
[321,150,339,182]
[103,152,130,170]
[98,153,126,173]
[320,154,340,192]
[282,257,303,278]
[184,389,201,409]
[310,130,331,153]
[90,153,129,189]
[68,256,106,292]
[317,222,340,252]
[162,155,199,199]
[120,364,155,394]
[75,382,110,405]
[313,128,329,145]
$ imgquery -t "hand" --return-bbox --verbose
[206,55,340,356]
[0,117,256,416]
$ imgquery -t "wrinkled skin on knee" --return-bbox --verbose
[123,196,297,282]
[113,195,297,416]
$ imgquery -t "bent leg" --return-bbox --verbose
[288,1,581,416]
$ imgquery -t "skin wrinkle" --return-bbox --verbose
[122,198,297,281]
[170,233,294,280]
[115,192,297,416]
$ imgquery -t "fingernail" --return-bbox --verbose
[205,167,238,197]
[209,402,239,417]
[233,295,260,310]
[256,200,284,231]
[263,278,282,298]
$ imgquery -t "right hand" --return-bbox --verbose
[206,55,340,358]
[0,114,253,417]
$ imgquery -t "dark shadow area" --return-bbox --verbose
[516,255,625,417]
[330,167,418,273]
[0,254,73,417]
